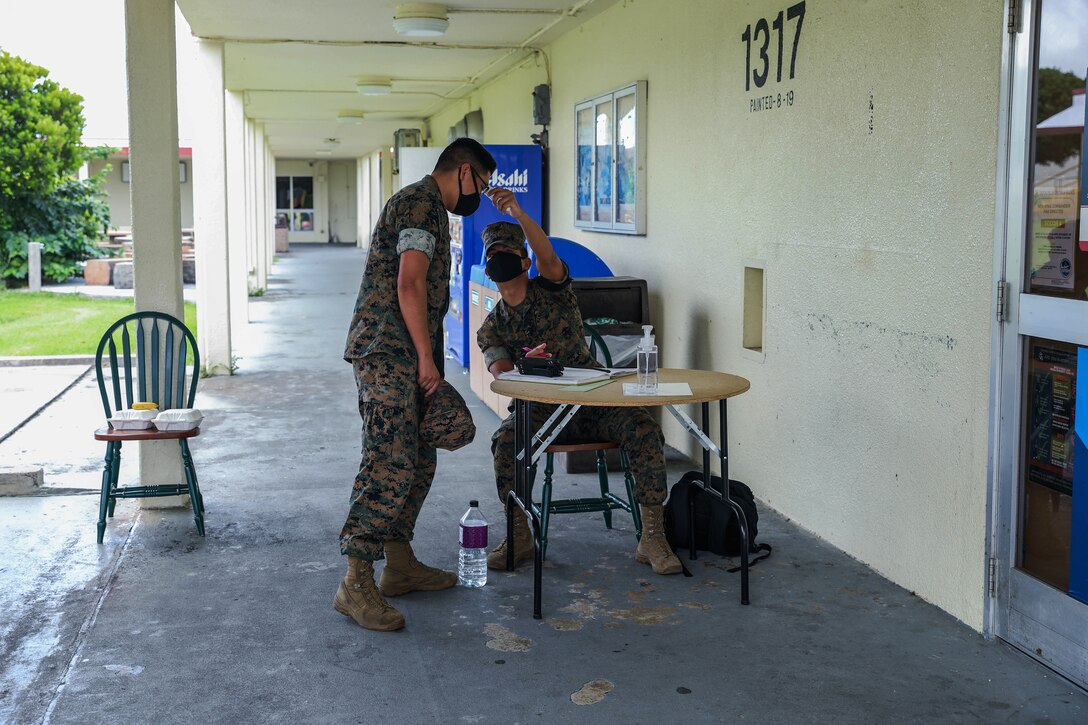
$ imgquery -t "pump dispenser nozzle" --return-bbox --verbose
[641,324,654,349]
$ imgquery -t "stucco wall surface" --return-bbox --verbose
[430,0,1006,629]
[90,157,195,230]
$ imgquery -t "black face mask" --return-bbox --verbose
[486,252,526,283]
[452,167,482,217]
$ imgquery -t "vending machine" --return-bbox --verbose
[445,144,543,367]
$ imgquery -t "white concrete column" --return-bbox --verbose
[192,39,233,376]
[126,0,183,320]
[369,150,382,238]
[361,153,374,247]
[243,120,257,288]
[247,122,257,291]
[265,128,275,281]
[266,141,275,273]
[242,118,252,282]
[253,123,269,291]
[225,90,249,328]
[124,0,185,507]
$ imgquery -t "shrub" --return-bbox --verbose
[0,51,110,285]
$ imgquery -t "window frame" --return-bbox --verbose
[574,81,647,235]
[275,175,315,233]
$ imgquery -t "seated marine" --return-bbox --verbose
[475,188,681,576]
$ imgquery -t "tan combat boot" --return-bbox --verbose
[635,504,682,575]
[333,557,405,631]
[487,509,534,570]
[378,541,457,596]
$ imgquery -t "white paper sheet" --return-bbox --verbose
[498,368,609,385]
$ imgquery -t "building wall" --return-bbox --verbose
[430,0,1005,629]
[89,155,195,229]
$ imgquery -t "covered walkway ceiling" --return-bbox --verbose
[176,0,617,159]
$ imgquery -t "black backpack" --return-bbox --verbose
[664,471,772,570]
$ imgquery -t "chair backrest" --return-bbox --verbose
[584,323,613,367]
[95,311,200,418]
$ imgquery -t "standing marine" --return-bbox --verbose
[336,138,495,631]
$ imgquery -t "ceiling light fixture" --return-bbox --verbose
[356,77,393,96]
[315,149,332,157]
[338,110,366,124]
[392,3,449,37]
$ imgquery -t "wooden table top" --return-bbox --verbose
[490,368,750,407]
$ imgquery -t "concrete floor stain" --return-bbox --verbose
[483,624,532,652]
[102,664,144,676]
[570,679,614,705]
[607,606,677,625]
[544,618,585,631]
[560,595,608,619]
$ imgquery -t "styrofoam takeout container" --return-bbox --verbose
[109,408,158,430]
[153,408,203,431]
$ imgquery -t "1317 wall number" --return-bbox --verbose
[741,1,806,92]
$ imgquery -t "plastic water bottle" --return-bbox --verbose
[637,324,659,395]
[458,500,488,587]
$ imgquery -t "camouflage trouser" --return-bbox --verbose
[339,357,436,560]
[492,405,667,507]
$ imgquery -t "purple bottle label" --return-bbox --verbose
[460,524,488,548]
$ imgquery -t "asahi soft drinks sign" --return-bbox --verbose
[490,167,530,193]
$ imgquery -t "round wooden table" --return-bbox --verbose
[490,368,750,407]
[491,367,753,618]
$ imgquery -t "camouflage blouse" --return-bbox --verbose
[344,176,450,362]
[477,268,599,372]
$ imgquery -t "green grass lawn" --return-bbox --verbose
[0,292,197,356]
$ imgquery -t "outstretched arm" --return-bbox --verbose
[487,188,566,283]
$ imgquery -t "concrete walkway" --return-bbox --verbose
[1,245,1085,724]
[40,279,197,303]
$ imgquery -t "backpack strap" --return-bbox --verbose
[726,543,772,573]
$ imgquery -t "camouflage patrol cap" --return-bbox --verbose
[419,380,476,451]
[481,222,526,256]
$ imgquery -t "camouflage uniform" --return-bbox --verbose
[340,175,452,561]
[477,268,667,506]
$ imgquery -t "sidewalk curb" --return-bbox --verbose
[0,355,97,367]
[0,467,44,496]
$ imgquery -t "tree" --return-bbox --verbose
[0,51,110,285]
[1035,67,1084,167]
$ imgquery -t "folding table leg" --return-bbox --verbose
[523,400,543,620]
[720,399,749,605]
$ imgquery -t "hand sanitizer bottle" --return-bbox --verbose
[636,324,658,395]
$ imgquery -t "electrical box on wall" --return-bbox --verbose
[533,84,551,125]
[393,128,422,174]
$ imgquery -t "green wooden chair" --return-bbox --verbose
[93,311,204,543]
[531,324,642,559]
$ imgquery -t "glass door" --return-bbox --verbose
[995,0,1088,688]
